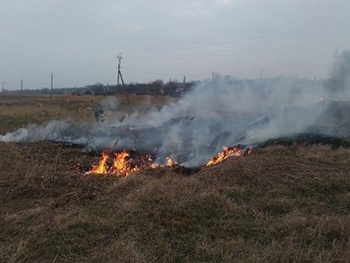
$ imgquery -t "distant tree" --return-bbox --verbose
[166,79,178,88]
[326,50,350,93]
[88,83,104,95]
[149,79,164,95]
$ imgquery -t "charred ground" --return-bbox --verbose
[1,94,350,263]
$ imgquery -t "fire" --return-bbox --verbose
[89,151,143,177]
[82,145,251,177]
[206,145,251,166]
[92,152,109,173]
[112,151,136,176]
[87,150,177,177]
[166,157,176,166]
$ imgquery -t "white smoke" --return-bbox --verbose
[0,74,345,166]
[0,120,72,143]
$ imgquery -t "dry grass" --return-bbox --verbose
[0,94,176,134]
[0,95,350,263]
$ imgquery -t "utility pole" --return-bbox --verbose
[21,78,23,94]
[117,53,122,88]
[50,72,54,103]
[2,82,4,94]
[117,53,130,104]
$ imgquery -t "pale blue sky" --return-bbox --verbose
[1,0,350,90]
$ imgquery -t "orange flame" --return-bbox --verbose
[85,145,250,176]
[89,151,135,176]
[112,151,135,177]
[88,150,176,177]
[165,157,172,166]
[206,146,251,166]
[91,152,109,174]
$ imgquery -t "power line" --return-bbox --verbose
[139,43,298,60]
[123,67,181,77]
[126,30,294,56]
[128,25,333,57]
[127,32,348,61]
[123,67,207,78]
[176,45,300,59]
[126,30,347,61]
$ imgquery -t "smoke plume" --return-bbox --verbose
[2,54,350,167]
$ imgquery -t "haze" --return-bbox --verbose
[1,0,350,90]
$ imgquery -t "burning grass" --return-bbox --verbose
[1,95,350,262]
[78,145,250,177]
[1,141,350,262]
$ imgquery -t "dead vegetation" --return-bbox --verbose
[0,94,176,135]
[0,95,350,263]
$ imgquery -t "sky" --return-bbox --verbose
[1,0,350,90]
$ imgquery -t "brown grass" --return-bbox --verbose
[0,95,350,263]
[0,94,176,134]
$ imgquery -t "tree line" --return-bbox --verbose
[4,49,350,97]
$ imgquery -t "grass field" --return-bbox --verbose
[1,94,350,263]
